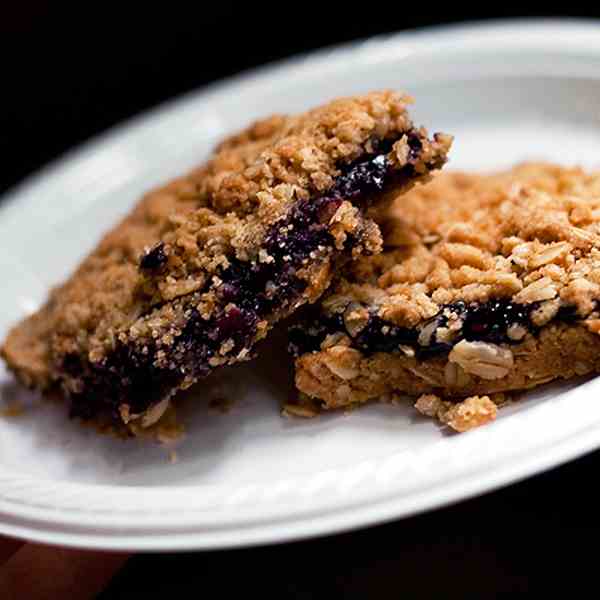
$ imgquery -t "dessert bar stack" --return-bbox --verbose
[5,90,600,437]
[1,91,451,433]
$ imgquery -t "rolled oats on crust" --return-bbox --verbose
[1,91,450,432]
[290,164,600,431]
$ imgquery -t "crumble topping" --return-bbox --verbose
[290,164,600,429]
[1,90,450,429]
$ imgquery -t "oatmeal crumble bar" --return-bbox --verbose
[1,91,451,430]
[289,164,600,429]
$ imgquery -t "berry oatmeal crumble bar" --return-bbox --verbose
[1,91,451,431]
[289,164,600,431]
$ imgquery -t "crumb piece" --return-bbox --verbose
[441,395,497,432]
[0,400,25,418]
[585,319,600,335]
[129,403,185,442]
[414,393,443,417]
[415,393,497,432]
[141,398,171,428]
[282,403,319,418]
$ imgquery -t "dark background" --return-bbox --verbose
[4,4,599,196]
[4,5,600,597]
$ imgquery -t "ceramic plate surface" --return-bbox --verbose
[2,20,600,550]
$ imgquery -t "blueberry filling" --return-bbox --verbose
[355,315,419,352]
[289,298,587,361]
[68,304,258,420]
[139,242,167,271]
[66,133,433,422]
[460,300,532,343]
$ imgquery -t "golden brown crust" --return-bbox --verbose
[1,171,204,390]
[142,92,451,306]
[292,164,600,425]
[335,164,600,327]
[1,90,451,429]
[295,322,600,407]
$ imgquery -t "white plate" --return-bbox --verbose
[2,19,600,551]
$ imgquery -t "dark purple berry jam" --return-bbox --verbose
[140,242,167,271]
[67,134,423,422]
[461,300,532,343]
[288,298,584,361]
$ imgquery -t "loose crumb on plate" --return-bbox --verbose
[414,393,497,432]
[282,403,320,418]
[0,399,25,418]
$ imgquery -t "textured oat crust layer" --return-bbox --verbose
[1,91,451,429]
[290,164,600,430]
